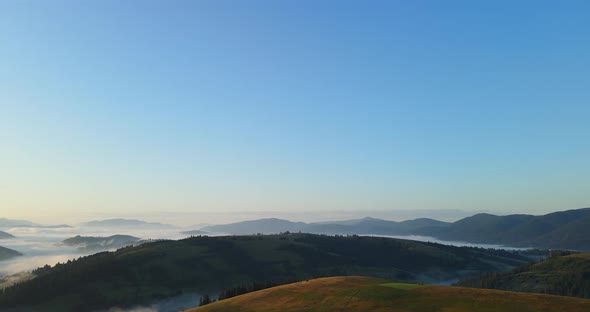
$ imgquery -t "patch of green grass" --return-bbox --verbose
[380,282,422,290]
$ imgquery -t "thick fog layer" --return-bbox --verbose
[0,226,192,277]
[365,234,529,250]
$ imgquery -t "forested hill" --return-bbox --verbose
[456,252,590,298]
[0,233,528,312]
[61,235,140,251]
[417,207,590,250]
[0,246,21,261]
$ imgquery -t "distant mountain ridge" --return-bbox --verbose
[415,207,590,250]
[202,207,590,251]
[0,218,71,229]
[0,231,15,239]
[83,218,176,229]
[201,217,449,235]
[0,246,21,261]
[62,235,141,251]
[202,218,307,234]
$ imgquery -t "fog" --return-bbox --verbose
[0,225,212,311]
[0,221,531,312]
[0,225,193,277]
[0,209,484,278]
[0,223,531,278]
[365,234,530,250]
[99,292,202,312]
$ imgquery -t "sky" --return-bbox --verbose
[1,1,589,226]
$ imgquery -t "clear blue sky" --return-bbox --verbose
[1,1,589,224]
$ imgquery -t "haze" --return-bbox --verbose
[2,1,589,226]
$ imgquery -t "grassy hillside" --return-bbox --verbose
[191,276,590,312]
[61,234,140,251]
[457,252,590,298]
[0,233,528,312]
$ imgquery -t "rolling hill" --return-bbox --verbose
[201,218,307,234]
[202,207,590,250]
[181,230,210,236]
[0,246,22,261]
[191,276,590,312]
[0,218,71,229]
[456,252,590,298]
[0,231,15,239]
[417,207,590,250]
[0,233,528,312]
[61,235,141,251]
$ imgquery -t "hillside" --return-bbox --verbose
[0,218,37,228]
[0,231,15,239]
[191,276,590,312]
[0,233,528,312]
[456,252,590,298]
[202,218,307,234]
[61,235,140,251]
[416,207,590,250]
[0,246,22,261]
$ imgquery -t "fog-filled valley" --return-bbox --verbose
[0,222,190,278]
[5,207,590,278]
[2,209,590,312]
[0,212,536,278]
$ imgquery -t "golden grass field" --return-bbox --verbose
[189,276,590,312]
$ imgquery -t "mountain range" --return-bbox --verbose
[457,252,590,298]
[0,218,71,229]
[201,217,449,236]
[417,208,590,250]
[82,218,176,229]
[201,207,590,251]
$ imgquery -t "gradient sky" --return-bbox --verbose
[1,1,589,225]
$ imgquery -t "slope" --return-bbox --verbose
[418,207,590,250]
[0,233,528,312]
[61,234,141,251]
[457,252,590,298]
[191,276,590,312]
[0,231,15,239]
[0,246,22,261]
